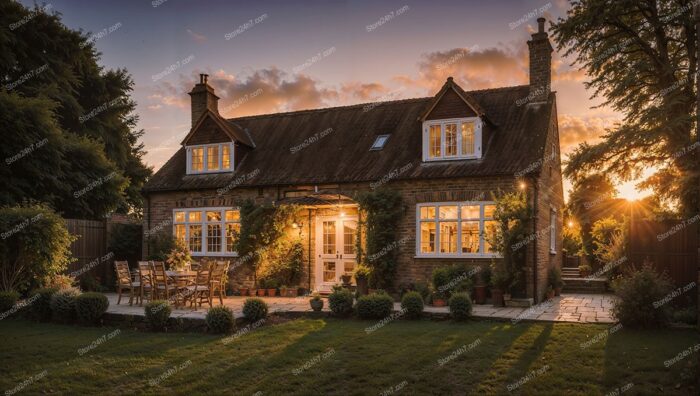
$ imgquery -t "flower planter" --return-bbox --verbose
[554,287,562,296]
[310,299,324,312]
[279,288,288,297]
[491,289,505,307]
[267,289,277,297]
[356,278,368,296]
[474,285,487,304]
[256,289,266,297]
[286,289,298,297]
[239,288,249,296]
[432,298,447,307]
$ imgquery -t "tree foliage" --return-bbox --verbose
[0,204,75,294]
[552,0,700,215]
[0,2,151,218]
[567,174,618,260]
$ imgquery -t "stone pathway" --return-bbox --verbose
[104,293,617,324]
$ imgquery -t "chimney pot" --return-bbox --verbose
[537,17,545,33]
[203,74,209,84]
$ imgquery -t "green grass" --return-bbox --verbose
[0,318,697,395]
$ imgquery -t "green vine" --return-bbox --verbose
[488,191,531,295]
[356,188,403,290]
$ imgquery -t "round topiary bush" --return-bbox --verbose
[75,292,109,325]
[449,292,472,321]
[401,291,424,319]
[612,265,674,328]
[28,288,58,322]
[242,298,268,322]
[50,287,80,323]
[145,300,171,331]
[328,288,354,316]
[0,291,20,314]
[206,306,235,334]
[357,292,394,319]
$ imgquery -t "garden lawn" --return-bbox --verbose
[0,318,697,395]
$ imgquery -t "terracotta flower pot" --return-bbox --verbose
[239,288,249,296]
[267,289,277,297]
[491,289,505,307]
[474,285,487,304]
[554,287,562,296]
[257,289,266,297]
[432,298,446,307]
[287,289,298,297]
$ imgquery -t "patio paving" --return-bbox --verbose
[104,293,617,324]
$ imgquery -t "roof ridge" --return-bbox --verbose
[226,84,530,122]
[227,96,431,121]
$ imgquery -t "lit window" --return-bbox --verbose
[429,125,441,158]
[423,118,481,161]
[445,123,457,156]
[187,143,234,174]
[370,135,390,151]
[416,202,500,257]
[173,208,240,256]
[222,145,231,169]
[191,148,204,172]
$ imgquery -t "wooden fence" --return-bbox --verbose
[65,217,142,288]
[628,218,699,290]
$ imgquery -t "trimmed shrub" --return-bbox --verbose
[243,298,268,322]
[612,264,674,328]
[145,300,171,331]
[401,291,424,319]
[75,292,109,325]
[28,288,58,321]
[328,288,354,316]
[0,291,19,314]
[357,292,394,319]
[206,306,235,334]
[50,287,80,323]
[671,307,697,325]
[449,293,472,321]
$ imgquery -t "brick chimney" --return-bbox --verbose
[527,17,553,103]
[188,74,219,127]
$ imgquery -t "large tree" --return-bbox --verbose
[552,0,699,216]
[0,1,151,217]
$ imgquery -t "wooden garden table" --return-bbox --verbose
[166,270,197,307]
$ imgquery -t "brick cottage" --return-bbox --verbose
[142,18,564,303]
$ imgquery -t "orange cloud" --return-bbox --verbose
[558,114,619,155]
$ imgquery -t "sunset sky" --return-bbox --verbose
[20,0,648,201]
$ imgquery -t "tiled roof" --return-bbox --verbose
[144,83,553,192]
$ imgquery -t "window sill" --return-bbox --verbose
[414,253,501,259]
[186,170,235,175]
[422,156,480,162]
[190,252,239,257]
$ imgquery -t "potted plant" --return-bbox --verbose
[432,291,447,307]
[286,287,298,297]
[266,279,278,297]
[255,281,266,297]
[239,286,249,296]
[165,238,191,271]
[354,264,370,295]
[490,262,509,307]
[548,267,564,296]
[578,264,592,277]
[545,284,554,300]
[310,294,324,311]
[473,266,490,305]
[340,274,352,286]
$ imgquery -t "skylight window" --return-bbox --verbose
[370,134,390,151]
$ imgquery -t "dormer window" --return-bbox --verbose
[186,142,234,174]
[423,117,482,161]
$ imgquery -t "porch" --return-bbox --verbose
[103,292,617,324]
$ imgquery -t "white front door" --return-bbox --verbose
[315,216,358,292]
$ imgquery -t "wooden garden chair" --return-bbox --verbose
[137,261,154,305]
[114,261,139,305]
[209,260,229,305]
[151,261,177,301]
[182,265,212,308]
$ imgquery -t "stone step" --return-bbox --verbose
[562,277,608,294]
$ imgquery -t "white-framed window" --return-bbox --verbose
[422,117,482,161]
[186,142,234,174]
[550,208,556,254]
[416,202,500,258]
[173,207,240,256]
